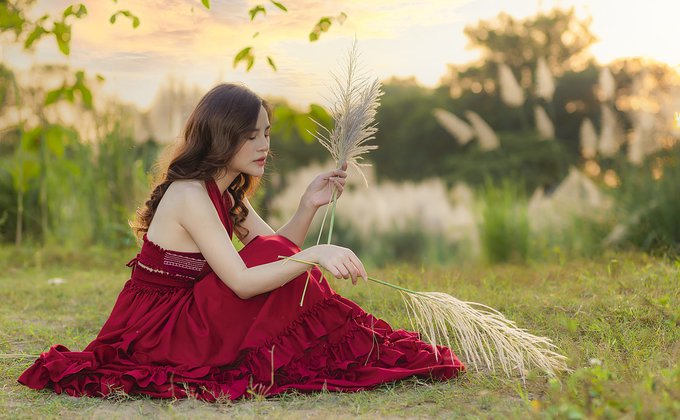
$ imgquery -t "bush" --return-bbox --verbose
[313,219,469,269]
[444,131,575,193]
[478,179,530,264]
[613,145,680,255]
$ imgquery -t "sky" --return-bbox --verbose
[2,0,679,110]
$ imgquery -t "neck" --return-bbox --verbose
[213,169,239,195]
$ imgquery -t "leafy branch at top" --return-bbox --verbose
[234,2,346,72]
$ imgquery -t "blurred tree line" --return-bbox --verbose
[2,2,679,252]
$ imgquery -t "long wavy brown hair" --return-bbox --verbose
[130,83,272,240]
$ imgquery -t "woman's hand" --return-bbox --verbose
[302,162,348,208]
[310,243,368,285]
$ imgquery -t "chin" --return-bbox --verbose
[244,168,265,177]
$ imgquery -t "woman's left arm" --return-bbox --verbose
[275,198,320,247]
[276,163,348,247]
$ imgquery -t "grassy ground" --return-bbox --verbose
[0,246,679,419]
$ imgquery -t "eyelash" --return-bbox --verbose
[249,134,270,140]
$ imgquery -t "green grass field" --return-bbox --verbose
[1,246,678,419]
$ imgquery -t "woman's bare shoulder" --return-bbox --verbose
[165,180,206,200]
[157,180,211,214]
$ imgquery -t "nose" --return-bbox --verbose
[258,135,269,151]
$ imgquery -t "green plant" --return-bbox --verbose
[479,179,530,264]
[612,145,680,256]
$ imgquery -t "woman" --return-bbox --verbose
[18,83,464,400]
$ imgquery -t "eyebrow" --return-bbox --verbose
[251,125,271,131]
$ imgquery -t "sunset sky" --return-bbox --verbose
[2,0,679,110]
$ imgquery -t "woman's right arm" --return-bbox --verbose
[176,182,366,299]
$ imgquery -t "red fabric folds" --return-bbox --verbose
[18,178,464,400]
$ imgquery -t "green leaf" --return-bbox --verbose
[78,85,93,109]
[21,127,43,152]
[63,5,74,18]
[201,0,211,9]
[63,4,87,19]
[110,10,140,28]
[46,125,66,158]
[12,159,40,191]
[246,55,255,71]
[0,6,26,36]
[266,56,277,71]
[252,31,259,38]
[64,88,75,102]
[24,25,48,49]
[248,5,266,21]
[308,14,346,42]
[318,17,331,32]
[44,89,63,106]
[294,114,316,143]
[233,46,252,68]
[96,74,105,82]
[270,1,288,12]
[309,103,332,127]
[52,21,71,55]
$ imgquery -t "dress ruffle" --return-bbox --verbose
[19,293,462,401]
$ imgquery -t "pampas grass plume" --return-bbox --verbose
[433,108,475,145]
[402,291,569,380]
[498,63,525,107]
[535,57,555,101]
[580,118,598,159]
[598,105,619,157]
[465,111,500,151]
[309,39,383,185]
[534,105,554,140]
[598,67,616,102]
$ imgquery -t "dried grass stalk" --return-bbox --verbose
[282,256,570,380]
[400,291,569,381]
[309,38,383,185]
[300,39,383,306]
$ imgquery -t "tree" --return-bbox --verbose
[463,7,596,76]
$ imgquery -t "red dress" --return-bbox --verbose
[18,178,464,400]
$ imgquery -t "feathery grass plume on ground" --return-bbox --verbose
[400,291,569,380]
[281,255,569,381]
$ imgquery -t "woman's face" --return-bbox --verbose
[230,105,270,177]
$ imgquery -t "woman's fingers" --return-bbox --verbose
[340,260,359,285]
[335,263,350,280]
[347,253,368,283]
